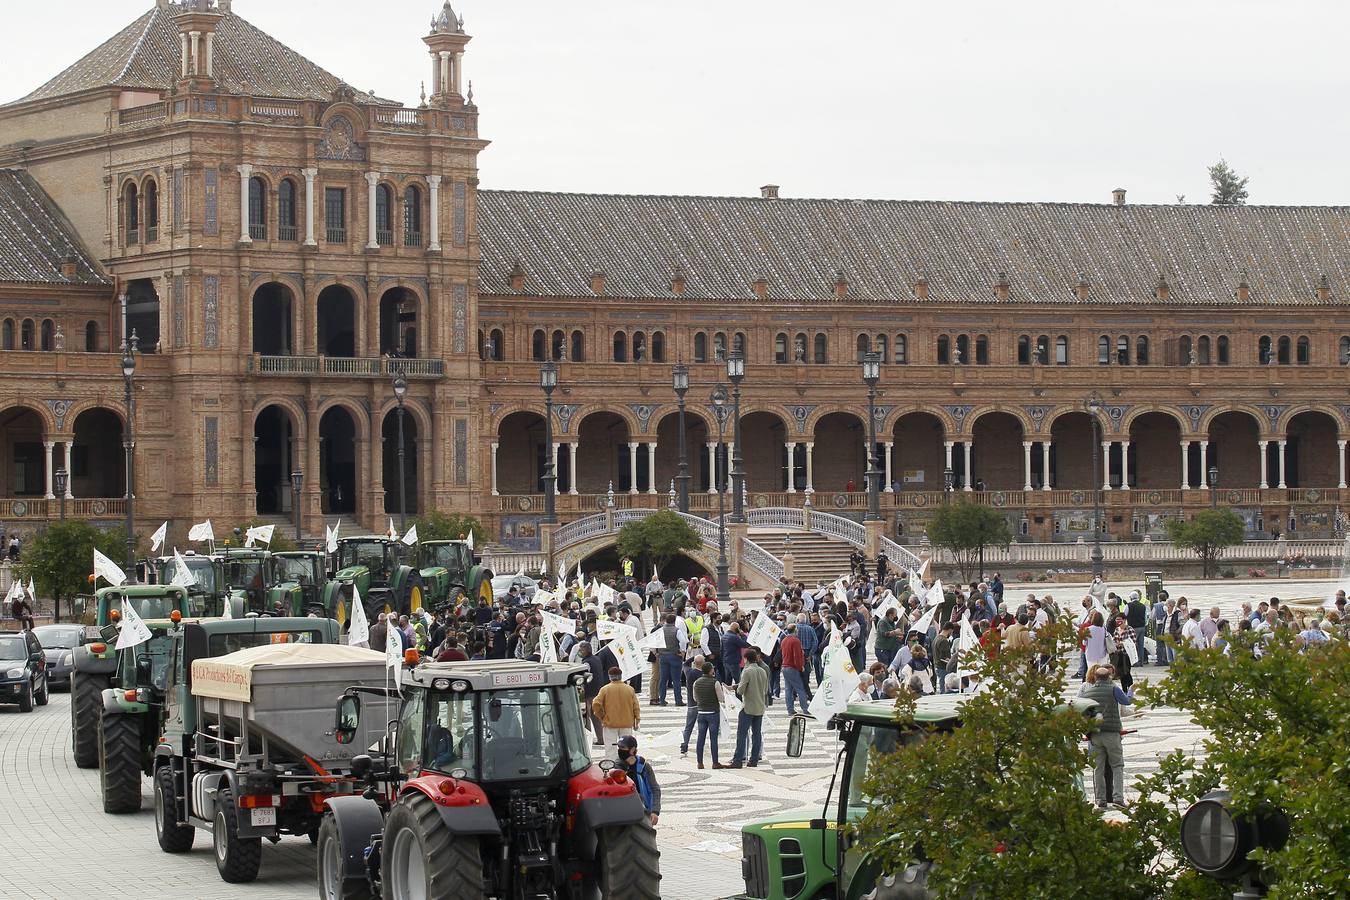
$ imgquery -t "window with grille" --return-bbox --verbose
[325,188,346,243]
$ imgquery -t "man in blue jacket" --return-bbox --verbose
[795,612,820,686]
[720,622,749,684]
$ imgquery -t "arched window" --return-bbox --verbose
[483,328,502,361]
[1258,335,1271,364]
[531,329,546,361]
[248,176,267,240]
[1,319,13,350]
[855,333,870,362]
[571,330,585,362]
[1277,335,1291,364]
[794,333,807,363]
[1097,335,1110,365]
[1341,336,1350,364]
[1036,335,1049,365]
[1136,335,1150,365]
[403,185,422,247]
[143,179,158,241]
[775,333,788,364]
[551,329,565,361]
[1296,335,1310,364]
[613,331,628,362]
[278,178,298,240]
[1116,335,1130,365]
[85,320,98,352]
[955,334,970,364]
[894,334,907,364]
[875,334,889,362]
[375,184,393,245]
[1217,335,1230,365]
[813,333,827,364]
[1017,335,1031,365]
[124,182,139,244]
[975,335,988,364]
[651,331,665,362]
[1179,335,1193,364]
[20,319,34,351]
[633,331,646,361]
[40,319,53,351]
[1055,335,1068,365]
[1197,336,1211,365]
[694,332,707,363]
[713,332,726,361]
[733,332,746,354]
[477,329,485,360]
[937,334,950,364]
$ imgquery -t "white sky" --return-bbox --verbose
[4,0,1348,205]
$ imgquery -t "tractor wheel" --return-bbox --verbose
[596,822,661,899]
[99,714,143,814]
[366,589,394,619]
[470,569,494,609]
[405,575,425,617]
[72,672,107,767]
[381,792,483,900]
[860,862,934,899]
[213,789,263,883]
[317,813,373,900]
[154,766,195,853]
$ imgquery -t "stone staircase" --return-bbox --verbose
[748,528,856,585]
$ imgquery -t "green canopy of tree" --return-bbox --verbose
[615,510,701,580]
[15,520,133,618]
[408,510,485,545]
[1208,158,1250,205]
[1165,508,1245,578]
[926,499,1012,582]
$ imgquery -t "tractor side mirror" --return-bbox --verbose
[785,715,808,758]
[335,694,361,745]
[1181,790,1288,883]
[349,753,373,777]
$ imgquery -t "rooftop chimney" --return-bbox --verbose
[1236,275,1250,304]
[60,254,78,279]
[760,184,780,200]
[1154,274,1170,301]
[508,260,525,291]
[670,266,686,295]
[913,276,929,300]
[590,268,606,295]
[751,276,769,299]
[1112,188,1126,206]
[1318,274,1332,302]
[833,270,848,300]
[993,271,1010,301]
[1075,273,1090,301]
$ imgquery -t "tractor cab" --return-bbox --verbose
[418,539,495,609]
[154,552,225,616]
[268,551,328,617]
[79,583,197,628]
[214,547,271,615]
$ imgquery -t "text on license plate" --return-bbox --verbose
[491,670,545,687]
[250,807,276,827]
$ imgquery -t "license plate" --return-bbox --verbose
[491,670,545,687]
[250,807,276,827]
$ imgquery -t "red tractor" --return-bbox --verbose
[318,660,661,900]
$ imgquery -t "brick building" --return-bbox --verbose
[3,0,1350,555]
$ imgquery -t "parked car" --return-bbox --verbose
[32,624,81,689]
[0,630,49,712]
[491,573,538,602]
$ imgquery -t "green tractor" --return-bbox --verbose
[266,550,330,618]
[154,551,229,617]
[214,546,273,616]
[69,585,194,769]
[416,538,495,611]
[98,615,340,815]
[322,536,427,623]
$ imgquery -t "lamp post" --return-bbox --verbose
[727,351,746,523]
[673,363,690,513]
[290,470,303,541]
[122,331,138,583]
[540,361,558,522]
[392,366,408,533]
[1209,464,1219,510]
[1086,392,1105,578]
[944,467,955,494]
[862,351,882,522]
[54,469,67,522]
[711,385,731,603]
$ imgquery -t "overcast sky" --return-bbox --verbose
[4,0,1347,205]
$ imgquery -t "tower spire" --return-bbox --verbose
[423,2,472,108]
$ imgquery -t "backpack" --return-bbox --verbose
[630,757,654,810]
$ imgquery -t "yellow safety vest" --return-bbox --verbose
[622,559,634,577]
[686,615,705,644]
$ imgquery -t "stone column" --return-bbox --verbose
[1258,440,1269,489]
[1198,441,1209,489]
[706,442,717,493]
[883,441,894,492]
[427,175,442,251]
[784,441,797,493]
[646,442,657,494]
[1277,440,1287,489]
[1022,441,1033,491]
[189,31,201,75]
[440,52,451,96]
[43,441,54,499]
[364,172,380,249]
[429,50,441,95]
[1102,442,1113,490]
[204,32,214,77]
[1180,441,1191,490]
[568,444,579,495]
[453,52,464,94]
[628,442,639,494]
[489,441,499,496]
[1120,440,1131,490]
[551,442,561,495]
[62,441,74,498]
[1339,440,1347,490]
[804,442,815,493]
[302,167,318,246]
[180,33,190,78]
[944,440,954,478]
[236,163,253,243]
[1041,441,1051,490]
[962,442,973,491]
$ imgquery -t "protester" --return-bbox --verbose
[692,662,726,769]
[614,736,660,826]
[731,649,768,767]
[1079,664,1134,809]
[592,666,641,746]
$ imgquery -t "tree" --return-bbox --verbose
[408,510,485,546]
[859,619,1166,898]
[926,499,1012,582]
[1208,158,1249,206]
[614,510,701,580]
[15,520,132,621]
[1165,508,1245,578]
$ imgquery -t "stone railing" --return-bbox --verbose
[480,550,547,575]
[746,507,805,530]
[118,103,167,126]
[552,513,610,549]
[251,355,444,378]
[926,538,1346,567]
[0,497,125,519]
[878,535,924,569]
[741,536,784,581]
[809,510,868,546]
[247,100,302,118]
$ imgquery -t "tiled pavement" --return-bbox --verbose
[0,578,1334,899]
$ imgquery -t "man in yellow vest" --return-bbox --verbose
[680,606,709,655]
[621,556,635,580]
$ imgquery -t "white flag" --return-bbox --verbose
[26,577,36,605]
[150,521,168,554]
[832,582,850,608]
[466,529,475,551]
[557,558,567,586]
[221,592,234,619]
[115,598,153,650]
[874,592,902,621]
[385,613,404,670]
[542,609,574,637]
[575,560,582,586]
[245,523,275,547]
[597,618,638,642]
[539,630,558,664]
[925,579,945,608]
[908,564,926,599]
[534,588,557,606]
[636,628,668,651]
[348,586,370,647]
[515,566,525,580]
[170,549,197,588]
[908,603,938,636]
[956,613,981,680]
[747,611,783,654]
[609,627,645,681]
[401,524,419,546]
[93,548,126,586]
[387,518,398,540]
[326,519,340,554]
[188,520,214,543]
[808,636,860,719]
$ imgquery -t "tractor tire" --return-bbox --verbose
[154,766,195,853]
[72,672,107,767]
[469,569,494,609]
[317,813,373,900]
[17,679,33,713]
[596,822,661,899]
[860,862,935,899]
[99,714,143,814]
[34,674,49,706]
[213,789,262,884]
[365,589,394,619]
[380,792,483,900]
[403,572,425,618]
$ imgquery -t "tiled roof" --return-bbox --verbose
[477,191,1350,306]
[0,170,107,286]
[16,6,356,104]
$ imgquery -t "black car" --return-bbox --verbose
[32,624,82,689]
[0,631,48,712]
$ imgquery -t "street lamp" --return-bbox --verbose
[122,331,138,583]
[672,363,690,513]
[862,351,882,522]
[1209,464,1219,510]
[54,469,67,522]
[727,350,746,523]
[1086,392,1105,578]
[290,470,303,541]
[540,361,558,523]
[711,385,731,603]
[944,467,955,493]
[392,366,409,533]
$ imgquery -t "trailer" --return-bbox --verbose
[152,642,390,884]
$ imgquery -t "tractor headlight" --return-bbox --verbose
[571,673,588,686]
[5,668,23,679]
[432,678,451,690]
[449,679,470,692]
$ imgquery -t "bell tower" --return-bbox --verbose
[171,0,226,88]
[424,2,471,107]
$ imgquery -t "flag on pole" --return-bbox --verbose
[925,579,945,608]
[244,523,275,547]
[221,592,234,619]
[115,598,153,650]
[465,529,475,551]
[150,521,168,554]
[609,627,645,680]
[597,618,638,641]
[187,520,214,543]
[908,602,938,636]
[956,613,981,680]
[401,524,419,546]
[807,632,860,719]
[93,548,126,586]
[636,629,668,651]
[25,577,37,606]
[539,630,558,663]
[385,614,403,670]
[747,611,783,654]
[387,518,398,540]
[170,549,197,588]
[575,560,583,587]
[348,586,370,647]
[326,519,340,554]
[542,609,573,637]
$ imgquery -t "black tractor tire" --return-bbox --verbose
[17,679,33,713]
[860,862,935,899]
[71,672,106,767]
[596,822,661,899]
[154,766,195,853]
[317,813,374,900]
[380,792,483,900]
[365,588,394,620]
[213,789,263,884]
[468,568,494,610]
[99,713,144,813]
[34,674,49,706]
[401,571,426,618]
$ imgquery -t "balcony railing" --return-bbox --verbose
[249,223,267,240]
[1,497,126,519]
[279,224,298,242]
[252,355,444,378]
[326,227,346,243]
[145,226,157,242]
[377,229,394,246]
[118,103,166,125]
[404,231,423,248]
